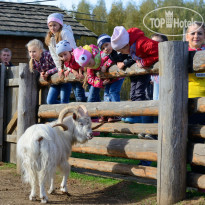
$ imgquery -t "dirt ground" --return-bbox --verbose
[0,163,205,205]
[0,164,154,205]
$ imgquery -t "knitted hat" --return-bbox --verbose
[73,46,92,67]
[111,26,129,50]
[56,40,72,55]
[97,34,111,49]
[47,13,64,26]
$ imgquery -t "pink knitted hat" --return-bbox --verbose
[111,26,129,50]
[73,46,92,67]
[47,13,64,26]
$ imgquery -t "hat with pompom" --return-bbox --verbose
[56,40,72,55]
[97,34,111,49]
[73,46,92,67]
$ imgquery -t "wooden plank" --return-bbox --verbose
[6,78,19,87]
[38,101,159,118]
[92,122,158,135]
[72,137,158,161]
[17,63,38,172]
[193,50,205,72]
[37,98,205,119]
[5,111,17,134]
[4,134,205,167]
[38,62,159,86]
[0,63,6,161]
[157,41,188,204]
[187,172,205,189]
[5,135,17,143]
[92,123,205,139]
[69,157,157,179]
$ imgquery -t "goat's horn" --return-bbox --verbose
[78,105,88,115]
[58,106,78,124]
[52,123,68,131]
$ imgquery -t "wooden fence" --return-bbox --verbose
[1,41,205,205]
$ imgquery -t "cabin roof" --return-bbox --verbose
[0,1,97,38]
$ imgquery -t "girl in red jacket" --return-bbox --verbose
[56,40,86,102]
[111,26,159,124]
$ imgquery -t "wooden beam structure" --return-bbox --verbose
[38,100,159,118]
[157,41,188,204]
[17,64,38,173]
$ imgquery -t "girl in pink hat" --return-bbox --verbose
[44,13,77,104]
[73,44,113,103]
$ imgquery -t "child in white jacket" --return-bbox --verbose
[44,13,77,104]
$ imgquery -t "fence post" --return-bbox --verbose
[17,63,38,173]
[0,64,6,161]
[157,41,188,204]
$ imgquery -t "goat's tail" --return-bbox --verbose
[17,125,56,185]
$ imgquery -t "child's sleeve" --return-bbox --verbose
[87,69,104,88]
[48,44,62,71]
[101,53,114,70]
[46,52,58,75]
[137,38,159,67]
[61,27,77,49]
[103,58,114,69]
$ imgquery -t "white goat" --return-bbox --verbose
[17,105,93,203]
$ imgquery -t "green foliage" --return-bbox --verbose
[71,0,205,44]
[0,162,16,170]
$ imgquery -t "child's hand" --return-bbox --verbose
[136,60,144,68]
[72,69,80,79]
[58,70,64,78]
[101,66,107,73]
[41,72,49,81]
[103,79,110,85]
[78,73,84,80]
[64,70,70,77]
[117,62,125,70]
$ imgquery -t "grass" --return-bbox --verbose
[0,162,16,170]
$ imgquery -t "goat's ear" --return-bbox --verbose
[73,112,77,121]
[78,105,88,117]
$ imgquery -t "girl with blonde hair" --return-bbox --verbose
[26,39,71,104]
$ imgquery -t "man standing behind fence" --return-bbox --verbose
[0,48,13,67]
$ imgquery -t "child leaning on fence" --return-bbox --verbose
[56,40,86,102]
[45,13,77,103]
[97,34,135,122]
[73,44,113,102]
[111,26,159,124]
[26,39,59,103]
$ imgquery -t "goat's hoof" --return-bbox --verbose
[41,196,48,203]
[48,189,55,194]
[29,195,37,201]
[60,186,68,193]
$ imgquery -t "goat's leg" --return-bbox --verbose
[48,177,55,194]
[38,172,48,203]
[59,161,70,193]
[29,173,38,201]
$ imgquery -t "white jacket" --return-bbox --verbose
[48,24,77,71]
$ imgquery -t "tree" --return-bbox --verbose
[107,1,125,35]
[92,0,108,35]
[123,2,139,29]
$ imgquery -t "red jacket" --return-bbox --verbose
[64,53,81,72]
[128,28,159,67]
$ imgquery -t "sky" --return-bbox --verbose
[1,0,140,12]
